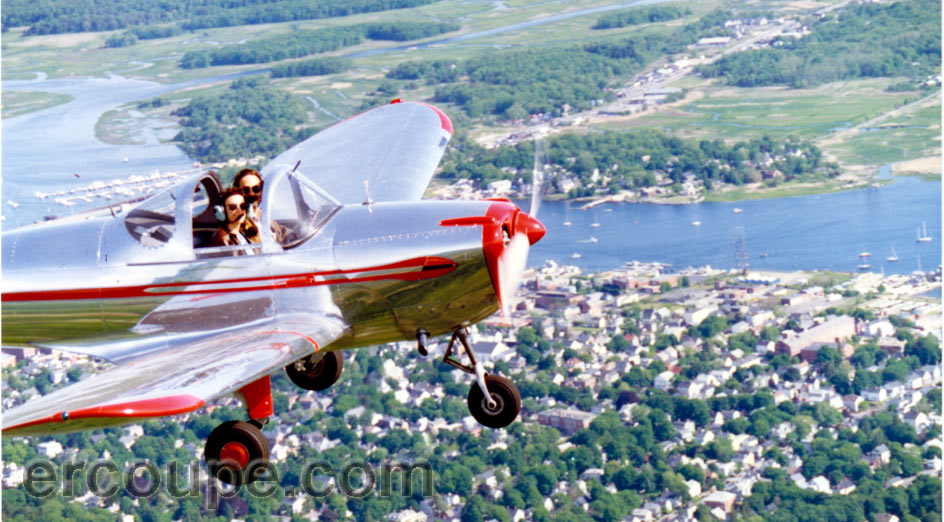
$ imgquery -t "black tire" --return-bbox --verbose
[204,420,270,485]
[467,375,521,429]
[285,351,343,391]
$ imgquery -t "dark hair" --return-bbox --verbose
[220,187,244,202]
[233,168,262,188]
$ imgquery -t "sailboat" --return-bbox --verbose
[916,222,932,243]
[887,248,899,262]
[562,202,572,227]
[858,249,870,258]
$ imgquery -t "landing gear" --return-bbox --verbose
[443,328,521,429]
[468,375,521,429]
[286,351,343,391]
[204,420,270,485]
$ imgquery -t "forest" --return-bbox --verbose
[1,0,442,35]
[697,0,941,88]
[171,77,315,163]
[592,5,690,30]
[180,22,457,68]
[269,57,353,79]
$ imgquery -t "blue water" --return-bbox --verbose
[522,175,941,276]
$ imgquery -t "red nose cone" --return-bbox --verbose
[517,213,546,245]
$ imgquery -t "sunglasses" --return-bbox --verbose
[241,184,262,194]
[227,202,249,211]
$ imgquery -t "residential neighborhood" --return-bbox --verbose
[2,260,941,521]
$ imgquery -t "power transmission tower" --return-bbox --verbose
[733,226,749,275]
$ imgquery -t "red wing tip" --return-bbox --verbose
[2,394,205,434]
[417,102,453,135]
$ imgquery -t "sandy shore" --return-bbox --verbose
[892,156,941,175]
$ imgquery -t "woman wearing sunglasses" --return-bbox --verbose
[209,187,261,253]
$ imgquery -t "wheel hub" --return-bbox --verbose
[220,441,250,470]
[481,394,504,416]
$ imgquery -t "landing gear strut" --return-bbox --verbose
[286,351,343,391]
[443,328,521,429]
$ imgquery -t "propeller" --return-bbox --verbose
[494,137,549,319]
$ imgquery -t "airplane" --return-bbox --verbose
[1,100,546,485]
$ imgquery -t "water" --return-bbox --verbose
[1,73,254,227]
[523,175,941,276]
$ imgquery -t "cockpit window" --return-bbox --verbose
[125,187,176,247]
[268,172,339,248]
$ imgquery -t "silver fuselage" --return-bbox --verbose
[2,199,501,359]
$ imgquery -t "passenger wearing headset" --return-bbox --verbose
[209,188,260,253]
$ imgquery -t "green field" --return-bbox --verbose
[1,90,73,118]
[819,91,942,167]
[602,78,919,142]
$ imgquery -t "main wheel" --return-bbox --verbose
[204,421,270,485]
[467,375,521,429]
[285,351,343,391]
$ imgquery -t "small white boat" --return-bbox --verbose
[917,222,932,242]
[733,208,743,214]
[691,221,701,227]
[562,221,572,227]
[589,222,601,228]
[571,252,582,259]
[589,236,598,243]
[857,263,871,270]
[604,208,612,213]
[859,251,870,258]
[7,200,19,208]
[887,248,899,262]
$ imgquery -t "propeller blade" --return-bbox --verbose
[497,232,531,318]
[530,138,549,218]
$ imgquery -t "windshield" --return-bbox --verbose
[124,186,177,247]
[267,171,340,248]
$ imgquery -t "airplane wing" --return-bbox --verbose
[262,101,452,204]
[2,312,344,436]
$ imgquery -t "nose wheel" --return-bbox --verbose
[468,374,521,429]
[204,420,270,485]
[443,328,521,429]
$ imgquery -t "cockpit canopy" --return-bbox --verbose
[123,168,339,256]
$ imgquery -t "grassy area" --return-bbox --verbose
[602,78,917,142]
[702,179,851,203]
[1,90,73,118]
[819,90,942,168]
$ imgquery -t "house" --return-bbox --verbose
[702,491,737,513]
[536,408,598,435]
[775,316,855,356]
[654,371,675,391]
[37,441,63,458]
[833,478,856,495]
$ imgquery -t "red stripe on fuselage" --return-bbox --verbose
[2,256,456,303]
